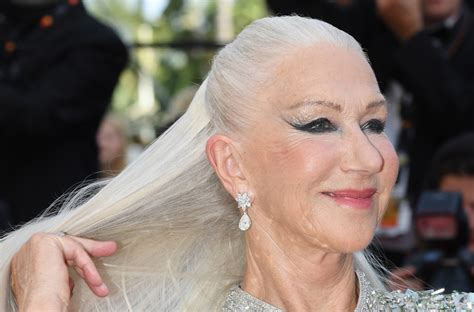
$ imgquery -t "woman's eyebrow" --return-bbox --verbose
[288,98,386,112]
[289,99,342,112]
[366,99,387,111]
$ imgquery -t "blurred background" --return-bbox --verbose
[0,0,267,228]
[1,0,474,293]
[85,0,267,146]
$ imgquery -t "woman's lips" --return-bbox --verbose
[322,189,377,209]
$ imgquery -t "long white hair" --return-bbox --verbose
[0,16,385,311]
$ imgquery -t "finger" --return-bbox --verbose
[73,247,109,297]
[67,236,118,258]
[69,277,75,295]
[59,239,109,297]
[74,265,85,279]
[71,264,100,295]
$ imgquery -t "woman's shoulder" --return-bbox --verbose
[363,288,474,311]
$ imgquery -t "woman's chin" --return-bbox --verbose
[332,229,375,254]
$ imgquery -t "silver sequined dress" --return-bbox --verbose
[222,270,474,311]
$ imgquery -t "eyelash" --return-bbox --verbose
[292,118,386,134]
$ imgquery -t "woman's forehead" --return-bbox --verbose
[264,44,381,111]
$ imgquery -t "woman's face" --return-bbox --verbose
[239,44,399,253]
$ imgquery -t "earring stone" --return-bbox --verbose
[236,192,252,231]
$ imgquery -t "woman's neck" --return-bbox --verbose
[241,222,358,311]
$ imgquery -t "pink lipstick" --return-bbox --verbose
[322,189,376,209]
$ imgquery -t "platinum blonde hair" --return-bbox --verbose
[0,16,384,311]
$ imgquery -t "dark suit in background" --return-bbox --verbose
[0,0,128,229]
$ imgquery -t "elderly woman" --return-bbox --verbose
[0,16,472,311]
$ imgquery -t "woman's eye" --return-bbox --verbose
[361,119,385,134]
[293,118,337,133]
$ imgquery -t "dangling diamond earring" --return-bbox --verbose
[235,192,252,231]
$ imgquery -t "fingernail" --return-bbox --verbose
[99,283,109,293]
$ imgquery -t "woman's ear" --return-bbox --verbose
[206,135,247,196]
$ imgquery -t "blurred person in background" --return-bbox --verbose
[429,132,474,249]
[391,133,474,291]
[267,0,474,208]
[97,114,128,178]
[0,0,128,229]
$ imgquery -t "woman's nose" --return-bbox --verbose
[340,130,384,175]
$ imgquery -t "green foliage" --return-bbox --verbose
[233,0,268,33]
[85,0,268,141]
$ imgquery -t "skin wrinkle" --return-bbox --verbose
[280,129,380,251]
[213,43,399,311]
[278,129,382,251]
[251,182,328,261]
[244,210,356,310]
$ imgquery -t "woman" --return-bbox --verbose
[1,16,472,311]
[96,114,128,177]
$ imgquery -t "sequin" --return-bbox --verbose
[222,270,474,311]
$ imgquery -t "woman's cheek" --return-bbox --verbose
[372,136,399,178]
[383,142,399,186]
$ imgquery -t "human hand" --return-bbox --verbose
[376,0,423,41]
[11,233,117,311]
[388,265,424,291]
